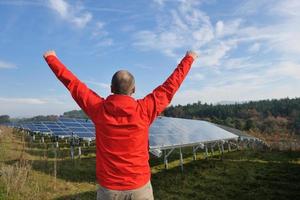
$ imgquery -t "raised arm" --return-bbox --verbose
[139,51,198,124]
[43,50,103,121]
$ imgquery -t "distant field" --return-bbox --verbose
[0,126,300,200]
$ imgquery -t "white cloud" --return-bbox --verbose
[133,1,255,68]
[215,19,242,38]
[198,41,236,67]
[133,0,300,107]
[189,73,204,81]
[153,0,167,6]
[92,22,113,47]
[0,97,47,105]
[215,21,224,37]
[0,0,44,7]
[134,0,215,58]
[135,0,300,69]
[0,96,78,117]
[0,60,16,69]
[48,0,114,47]
[271,0,300,17]
[233,0,271,16]
[222,57,266,70]
[92,22,108,37]
[85,80,110,89]
[172,59,300,105]
[0,97,69,105]
[248,43,261,53]
[173,82,300,105]
[48,0,92,28]
[268,61,300,80]
[232,1,300,57]
[96,38,113,47]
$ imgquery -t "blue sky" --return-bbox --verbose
[0,0,300,117]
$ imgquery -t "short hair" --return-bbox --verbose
[111,70,135,95]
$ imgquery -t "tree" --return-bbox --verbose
[244,119,255,131]
[0,115,10,123]
[234,119,244,130]
[63,110,87,119]
[294,116,300,135]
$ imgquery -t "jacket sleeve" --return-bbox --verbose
[139,55,194,124]
[44,55,103,121]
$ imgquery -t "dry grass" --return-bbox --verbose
[0,126,95,200]
[250,130,300,151]
[0,161,31,199]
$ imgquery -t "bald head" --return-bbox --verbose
[111,70,135,95]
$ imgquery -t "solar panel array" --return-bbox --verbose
[7,117,241,149]
[11,118,95,139]
[150,117,238,149]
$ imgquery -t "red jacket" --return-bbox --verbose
[45,55,194,190]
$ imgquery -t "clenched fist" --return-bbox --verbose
[186,50,198,60]
[43,50,56,59]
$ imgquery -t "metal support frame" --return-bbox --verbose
[229,141,239,151]
[192,143,204,161]
[218,143,221,154]
[228,142,231,151]
[179,147,184,172]
[70,146,74,159]
[221,143,224,154]
[70,132,75,159]
[78,146,82,158]
[205,145,208,159]
[164,148,175,169]
[250,140,254,149]
[210,143,215,156]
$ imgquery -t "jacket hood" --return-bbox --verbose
[104,94,137,116]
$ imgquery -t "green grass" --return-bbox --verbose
[0,127,300,200]
[151,151,300,200]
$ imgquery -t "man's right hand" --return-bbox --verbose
[186,50,198,60]
[43,50,56,59]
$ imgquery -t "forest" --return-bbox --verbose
[164,97,300,136]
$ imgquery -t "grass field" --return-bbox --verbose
[0,126,300,200]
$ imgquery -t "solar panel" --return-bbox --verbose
[216,124,255,140]
[74,132,95,137]
[88,128,95,132]
[26,123,38,132]
[75,118,90,123]
[149,117,238,149]
[61,122,83,127]
[32,122,51,132]
[57,118,95,138]
[81,123,94,128]
[68,127,88,132]
[11,117,241,146]
[41,121,71,136]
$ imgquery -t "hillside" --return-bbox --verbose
[1,126,300,199]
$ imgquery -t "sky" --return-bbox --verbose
[0,0,300,117]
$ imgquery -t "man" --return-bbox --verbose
[43,50,198,200]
